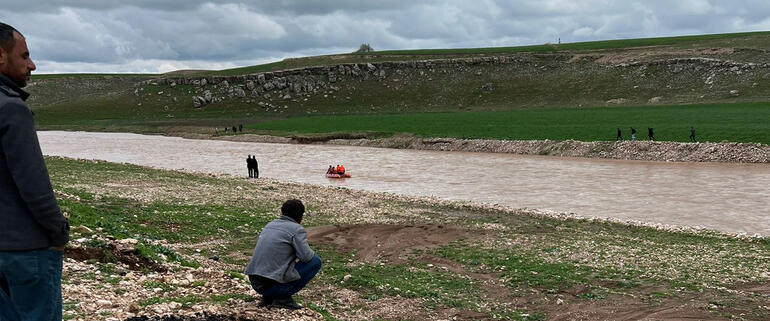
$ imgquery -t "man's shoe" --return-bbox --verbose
[258,295,274,307]
[272,296,303,310]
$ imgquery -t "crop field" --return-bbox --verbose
[251,102,770,144]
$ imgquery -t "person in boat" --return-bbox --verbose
[338,164,345,175]
[326,165,334,174]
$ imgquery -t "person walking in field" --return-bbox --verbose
[244,199,321,310]
[648,128,654,141]
[0,22,70,321]
[630,127,637,141]
[689,127,697,142]
[616,128,622,141]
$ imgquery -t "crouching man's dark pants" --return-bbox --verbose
[249,254,321,298]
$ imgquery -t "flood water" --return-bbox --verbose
[38,131,770,236]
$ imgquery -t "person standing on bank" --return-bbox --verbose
[252,155,259,178]
[630,127,637,141]
[648,127,654,141]
[616,128,622,141]
[245,199,321,309]
[0,22,70,321]
[689,127,697,142]
[247,155,254,178]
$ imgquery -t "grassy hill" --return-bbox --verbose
[27,31,770,143]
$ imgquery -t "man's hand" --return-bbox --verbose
[50,245,65,251]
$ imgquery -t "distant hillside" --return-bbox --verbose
[26,31,770,142]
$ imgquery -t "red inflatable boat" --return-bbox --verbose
[326,173,351,178]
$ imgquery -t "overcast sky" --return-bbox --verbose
[2,0,769,74]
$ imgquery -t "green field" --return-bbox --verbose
[252,102,770,144]
[26,30,770,146]
[205,31,770,77]
[362,31,770,56]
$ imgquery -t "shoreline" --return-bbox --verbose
[173,132,770,164]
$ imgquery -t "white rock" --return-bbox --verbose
[97,299,112,307]
[117,238,138,244]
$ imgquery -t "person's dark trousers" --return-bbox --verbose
[250,255,322,299]
[0,249,63,321]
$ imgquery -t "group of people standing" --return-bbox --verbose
[247,155,259,178]
[616,127,697,142]
[216,124,243,135]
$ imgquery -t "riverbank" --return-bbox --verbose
[50,157,770,320]
[182,132,770,163]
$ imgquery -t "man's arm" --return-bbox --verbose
[292,229,315,262]
[1,102,69,246]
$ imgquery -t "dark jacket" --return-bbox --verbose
[244,215,315,283]
[0,74,69,251]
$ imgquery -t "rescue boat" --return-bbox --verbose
[325,173,351,178]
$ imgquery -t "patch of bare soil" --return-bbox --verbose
[589,47,735,64]
[66,244,166,272]
[306,224,483,263]
[733,281,770,296]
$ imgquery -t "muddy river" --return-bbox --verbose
[38,131,770,236]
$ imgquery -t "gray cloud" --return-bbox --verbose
[0,0,767,73]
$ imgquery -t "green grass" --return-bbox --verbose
[252,102,770,144]
[31,73,156,80]
[433,242,641,297]
[363,31,770,56]
[316,244,481,309]
[203,31,770,76]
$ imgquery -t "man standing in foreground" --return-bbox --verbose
[0,22,70,321]
[245,199,321,310]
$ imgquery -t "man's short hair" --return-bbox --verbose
[0,22,18,52]
[281,199,305,221]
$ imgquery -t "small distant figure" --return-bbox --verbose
[630,127,637,141]
[689,127,697,142]
[326,165,335,174]
[253,156,259,178]
[239,124,243,132]
[224,127,228,133]
[247,155,254,178]
[616,128,622,141]
[336,164,345,175]
[232,126,237,134]
[648,128,654,141]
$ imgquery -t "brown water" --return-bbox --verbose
[38,131,770,235]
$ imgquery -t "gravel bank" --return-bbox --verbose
[201,133,770,163]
